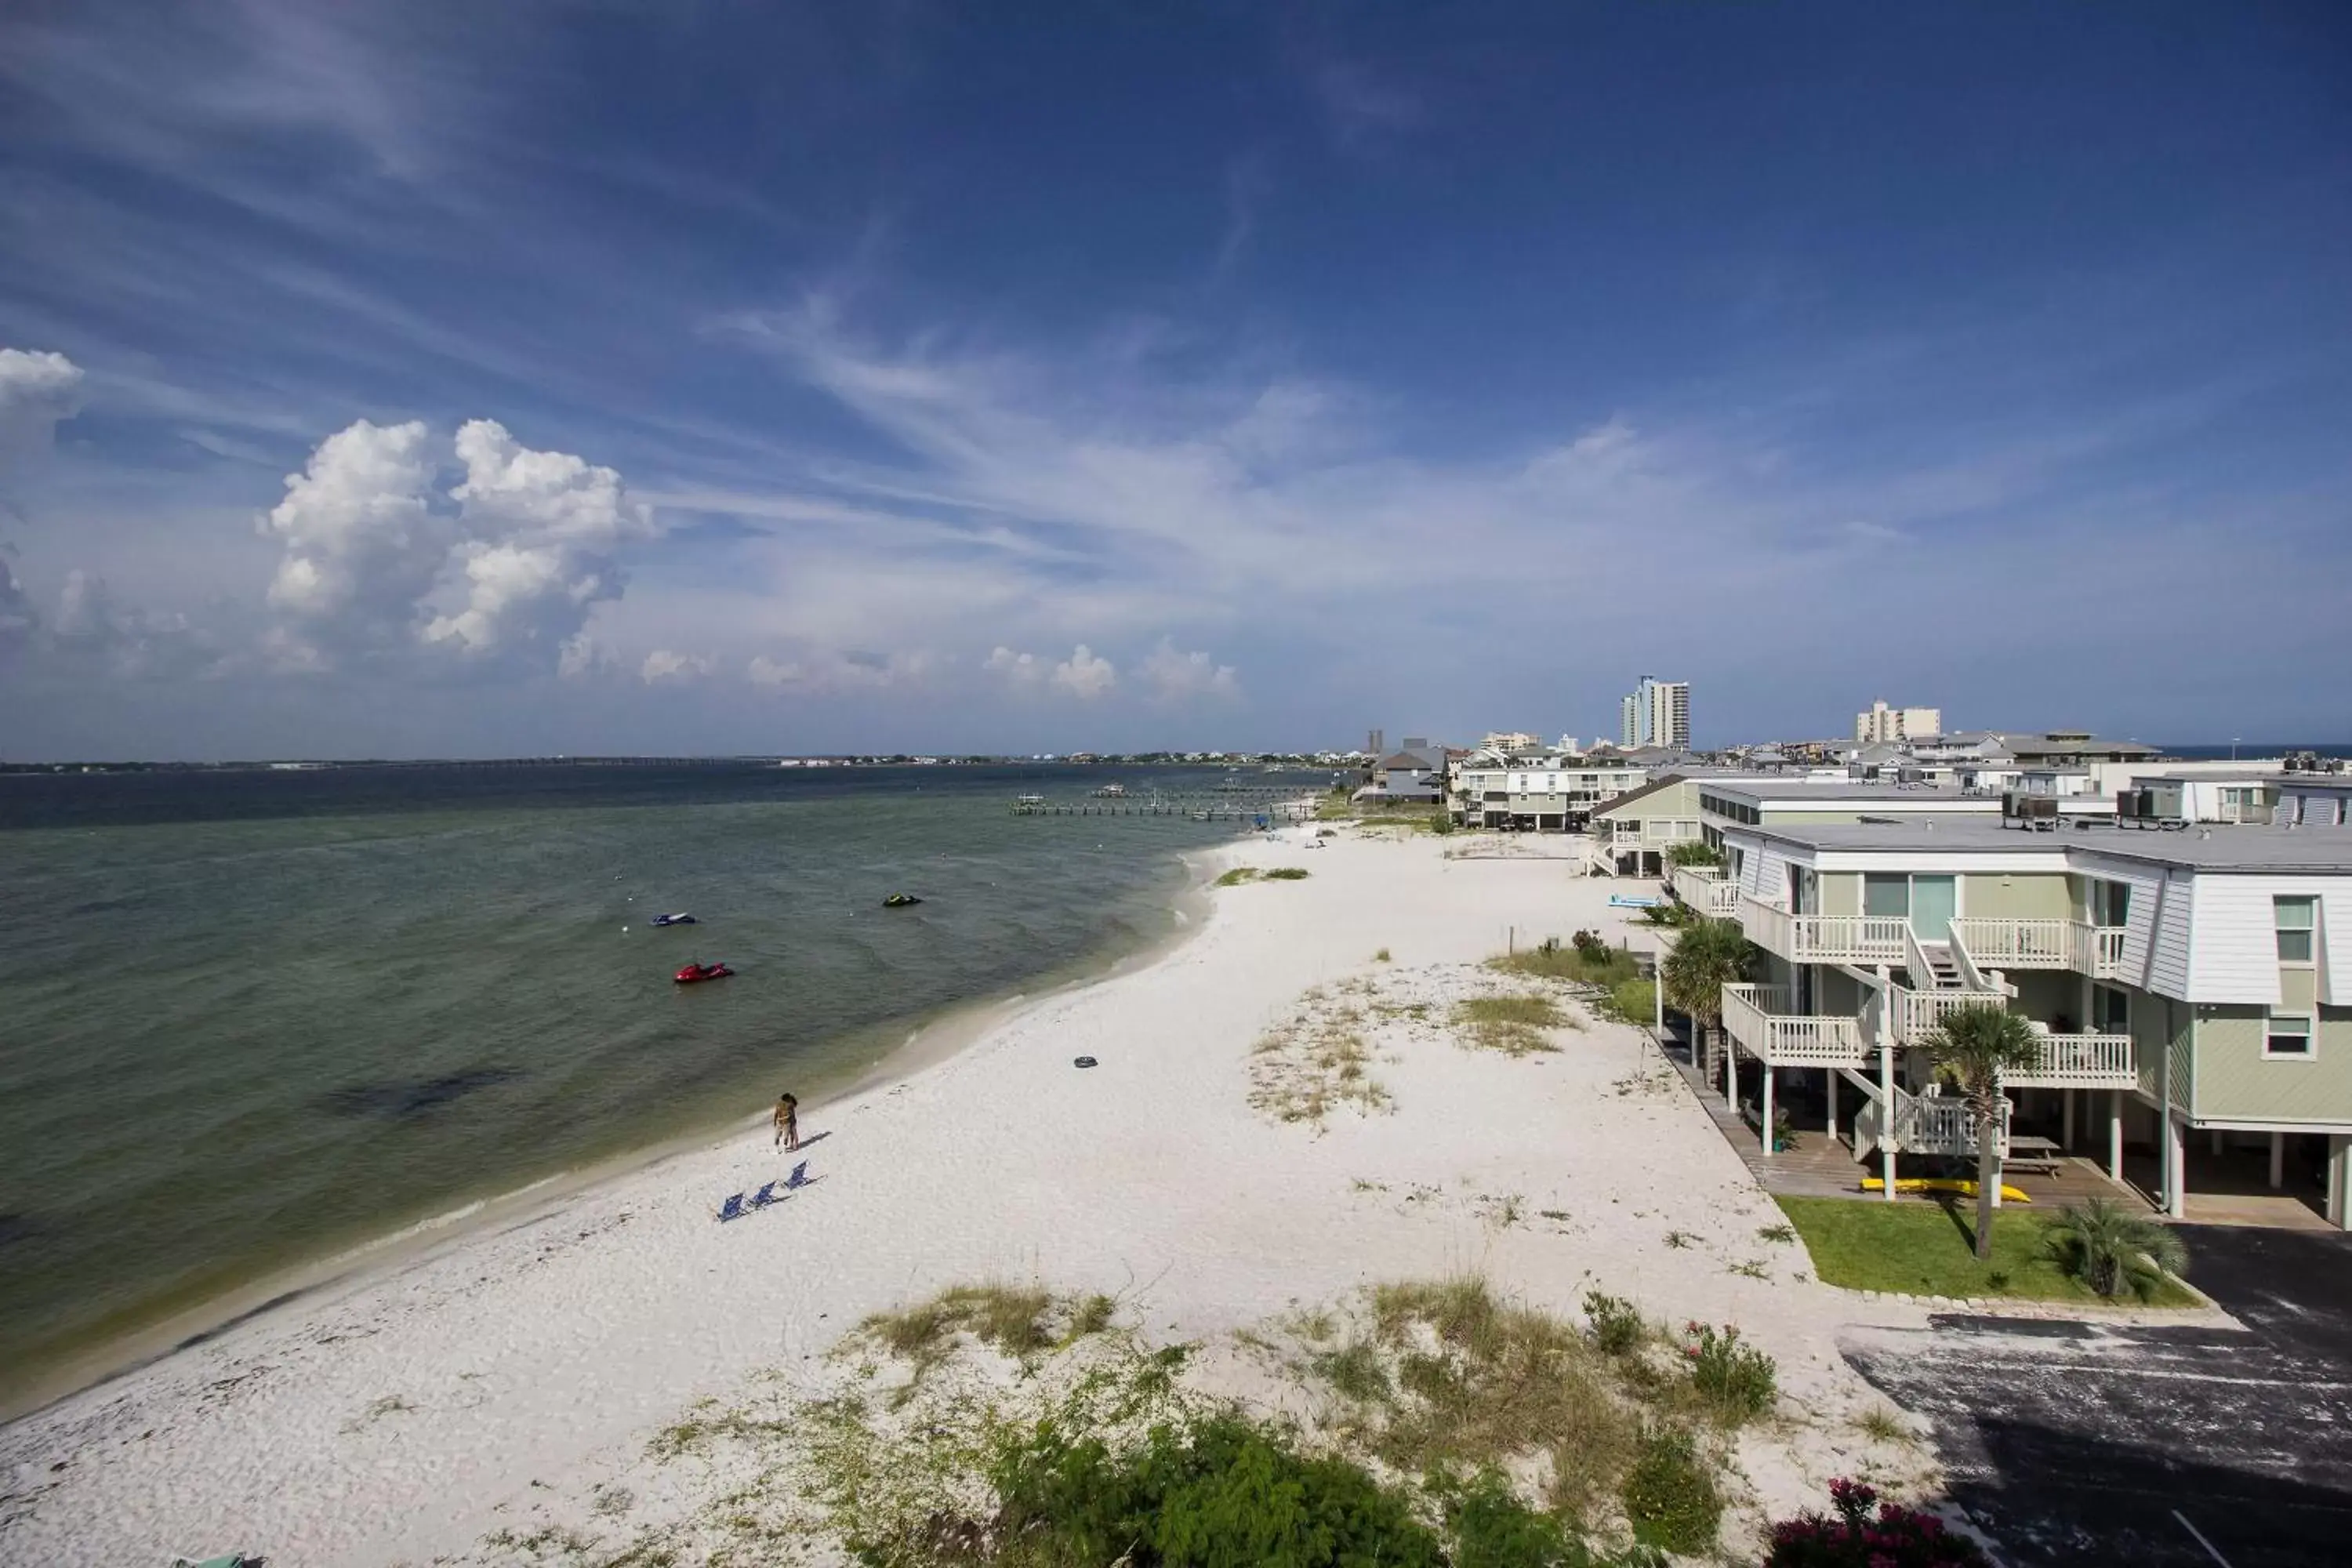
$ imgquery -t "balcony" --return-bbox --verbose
[1947,917,2128,978]
[1719,984,1867,1066]
[2005,1030,2136,1089]
[1887,983,2012,1044]
[1670,864,1739,916]
[1738,895,1909,965]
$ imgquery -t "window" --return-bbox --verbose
[2091,879,2130,929]
[1864,873,1909,919]
[2275,897,2316,964]
[2265,1014,2314,1058]
[2092,984,2129,1036]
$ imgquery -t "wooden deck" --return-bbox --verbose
[1666,1050,2146,1212]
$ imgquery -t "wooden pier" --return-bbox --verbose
[1012,792,1318,822]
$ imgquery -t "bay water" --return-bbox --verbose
[0,762,1283,1412]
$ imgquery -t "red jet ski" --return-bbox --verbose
[674,960,734,985]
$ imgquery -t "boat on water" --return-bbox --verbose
[883,893,924,908]
[1092,782,1127,798]
[674,960,734,984]
[652,912,698,927]
[1016,793,1045,806]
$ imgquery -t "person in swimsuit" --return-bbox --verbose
[773,1091,799,1152]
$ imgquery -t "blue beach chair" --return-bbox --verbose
[717,1192,746,1222]
[785,1160,810,1191]
[749,1181,780,1208]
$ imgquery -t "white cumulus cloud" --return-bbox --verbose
[1140,637,1238,700]
[256,417,653,677]
[1051,644,1116,699]
[984,644,1046,688]
[0,348,85,469]
[260,418,448,661]
[641,648,713,684]
[422,419,652,663]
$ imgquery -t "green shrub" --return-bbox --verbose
[1664,841,1722,869]
[989,1411,1446,1568]
[1214,867,1261,887]
[1439,1468,1581,1568]
[1682,1322,1777,1425]
[1263,866,1312,880]
[1598,978,1655,1025]
[1581,1291,1648,1357]
[2042,1196,2189,1302]
[1621,1428,1721,1555]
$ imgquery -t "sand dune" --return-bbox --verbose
[0,830,1935,1565]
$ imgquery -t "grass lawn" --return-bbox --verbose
[1773,1195,2199,1307]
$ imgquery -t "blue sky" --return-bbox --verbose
[2,2,2347,760]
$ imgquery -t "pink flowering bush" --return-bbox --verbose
[1765,1479,1988,1566]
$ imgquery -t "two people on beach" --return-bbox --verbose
[773,1091,799,1152]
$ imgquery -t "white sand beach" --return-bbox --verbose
[0,830,1938,1566]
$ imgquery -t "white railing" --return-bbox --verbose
[1739,896,1909,964]
[1720,983,1867,1065]
[1893,1089,2011,1158]
[1949,917,2128,979]
[1889,985,2011,1044]
[2005,1032,2136,1087]
[1671,864,1739,916]
[1947,916,2083,971]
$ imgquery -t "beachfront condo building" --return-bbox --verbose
[1450,756,1649,832]
[1620,676,1690,751]
[1856,701,1943,744]
[1669,814,2352,1230]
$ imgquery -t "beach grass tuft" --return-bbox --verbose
[851,1281,1083,1396]
[1487,943,1642,988]
[1250,990,1391,1126]
[1336,1273,1685,1525]
[1854,1404,1916,1446]
[1263,866,1312,880]
[1213,866,1261,887]
[1452,993,1571,1056]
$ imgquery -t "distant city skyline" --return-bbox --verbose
[2,4,2347,760]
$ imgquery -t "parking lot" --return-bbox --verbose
[1840,1226,2352,1566]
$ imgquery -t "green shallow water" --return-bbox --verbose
[0,762,1275,1408]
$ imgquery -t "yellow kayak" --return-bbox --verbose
[1860,1177,2031,1203]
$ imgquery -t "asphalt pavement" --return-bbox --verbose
[1839,1225,2352,1567]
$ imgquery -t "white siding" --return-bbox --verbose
[1748,839,1802,907]
[2073,851,2179,995]
[2181,877,2350,1005]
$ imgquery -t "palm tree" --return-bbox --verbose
[1920,1004,2044,1261]
[2043,1197,2189,1301]
[1661,916,1756,1075]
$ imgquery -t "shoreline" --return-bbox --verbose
[0,841,1230,1425]
[2,827,1933,1566]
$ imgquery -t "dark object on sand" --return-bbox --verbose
[1073,1055,1098,1069]
[883,893,924,908]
